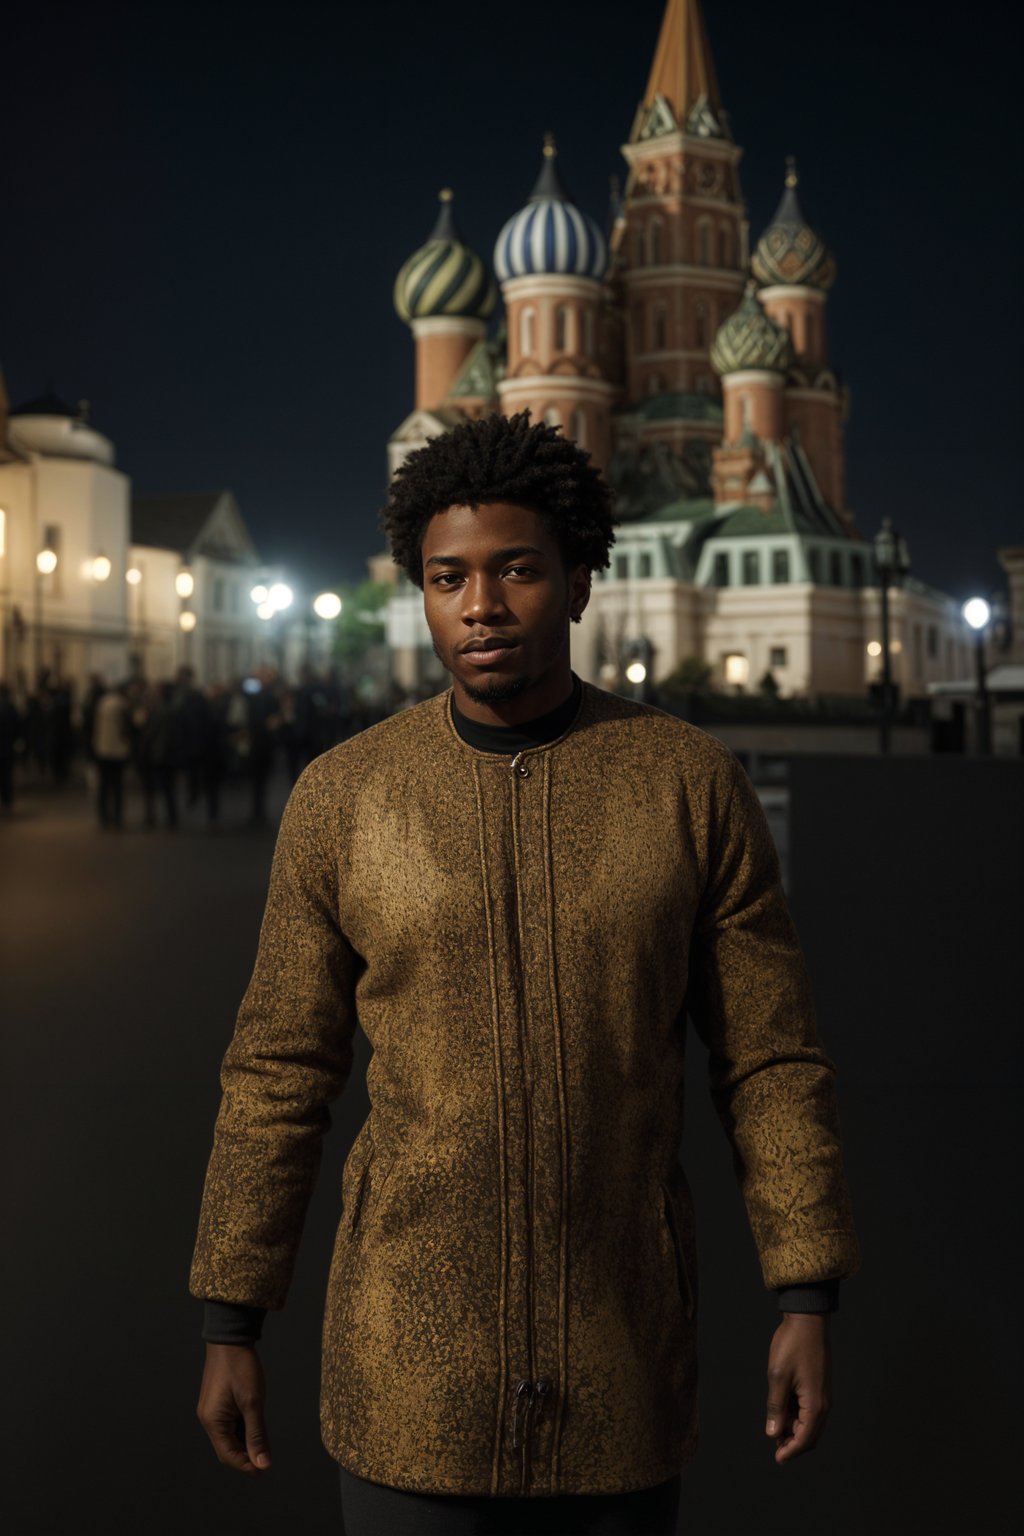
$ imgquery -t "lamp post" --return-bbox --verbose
[34,545,58,690]
[871,517,911,754]
[312,591,343,669]
[961,597,993,755]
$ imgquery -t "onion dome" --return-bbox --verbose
[494,134,607,283]
[393,190,497,325]
[710,281,794,375]
[751,157,836,290]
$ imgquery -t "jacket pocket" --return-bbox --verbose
[349,1151,374,1235]
[660,1176,695,1321]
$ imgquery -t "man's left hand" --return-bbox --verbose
[764,1312,832,1463]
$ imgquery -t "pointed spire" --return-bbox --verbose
[528,131,574,203]
[642,0,722,124]
[427,187,462,243]
[767,155,807,227]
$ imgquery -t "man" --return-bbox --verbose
[191,412,860,1533]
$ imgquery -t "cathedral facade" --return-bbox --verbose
[386,0,972,701]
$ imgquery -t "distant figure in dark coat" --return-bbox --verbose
[91,683,133,828]
[0,684,25,811]
[135,681,183,830]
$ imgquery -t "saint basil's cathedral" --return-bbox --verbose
[385,0,968,701]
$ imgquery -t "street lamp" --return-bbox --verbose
[310,591,343,666]
[871,516,911,754]
[961,596,992,755]
[34,544,58,689]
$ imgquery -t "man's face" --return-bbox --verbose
[420,501,590,709]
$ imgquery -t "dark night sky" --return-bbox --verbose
[2,0,1021,605]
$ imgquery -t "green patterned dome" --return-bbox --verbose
[710,282,794,375]
[751,159,835,290]
[394,190,497,324]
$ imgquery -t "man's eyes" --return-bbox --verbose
[432,566,538,586]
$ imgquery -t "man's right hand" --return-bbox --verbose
[196,1343,273,1475]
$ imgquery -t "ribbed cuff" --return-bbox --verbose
[201,1299,268,1344]
[775,1278,840,1313]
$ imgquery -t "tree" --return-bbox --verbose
[330,579,391,666]
[660,655,713,695]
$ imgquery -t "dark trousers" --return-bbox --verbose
[140,762,179,828]
[337,1464,682,1536]
[97,758,126,826]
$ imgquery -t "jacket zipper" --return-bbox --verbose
[510,750,537,1493]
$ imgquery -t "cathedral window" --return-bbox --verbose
[638,551,652,578]
[653,304,667,349]
[742,550,760,584]
[572,408,586,446]
[649,219,663,265]
[830,550,843,586]
[713,552,730,587]
[805,311,815,352]
[633,302,645,349]
[695,300,708,347]
[543,406,561,428]
[582,308,594,356]
[521,306,536,357]
[697,220,711,266]
[554,304,569,352]
[740,394,752,429]
[634,229,645,268]
[719,226,732,267]
[772,549,790,583]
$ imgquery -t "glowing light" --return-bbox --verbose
[179,610,197,632]
[251,584,269,604]
[962,597,991,631]
[866,640,881,657]
[268,582,293,611]
[314,592,342,620]
[176,570,195,598]
[36,549,58,574]
[625,661,647,684]
[92,555,112,581]
[257,601,276,620]
[126,567,142,585]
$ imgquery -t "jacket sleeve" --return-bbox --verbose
[188,758,360,1311]
[685,749,861,1293]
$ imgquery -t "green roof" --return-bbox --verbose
[623,392,724,424]
[634,496,717,524]
[715,502,790,535]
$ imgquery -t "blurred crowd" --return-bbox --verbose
[0,664,438,828]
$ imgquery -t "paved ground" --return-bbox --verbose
[2,756,1018,1534]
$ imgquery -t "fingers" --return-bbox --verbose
[765,1363,830,1463]
[197,1345,272,1476]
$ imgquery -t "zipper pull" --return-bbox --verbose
[512,1379,533,1449]
[532,1377,552,1428]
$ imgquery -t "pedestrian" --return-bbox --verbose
[91,682,133,828]
[190,412,860,1533]
[200,683,232,825]
[174,665,210,810]
[243,664,281,824]
[135,680,182,830]
[0,683,25,812]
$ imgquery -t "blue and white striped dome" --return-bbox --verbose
[494,139,607,284]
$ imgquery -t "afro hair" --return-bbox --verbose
[379,410,618,590]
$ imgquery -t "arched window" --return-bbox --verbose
[520,306,536,357]
[694,300,708,348]
[649,219,663,265]
[634,228,644,268]
[543,406,561,429]
[653,304,667,349]
[740,394,751,429]
[632,302,645,350]
[582,308,594,356]
[698,220,711,266]
[572,408,586,446]
[554,304,568,352]
[805,311,815,352]
[718,225,731,267]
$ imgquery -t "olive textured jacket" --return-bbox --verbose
[188,678,861,1496]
